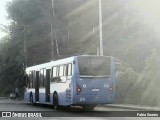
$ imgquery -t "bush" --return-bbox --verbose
[137,49,160,106]
[116,67,139,103]
[116,49,160,106]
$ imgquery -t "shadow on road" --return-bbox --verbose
[24,103,114,117]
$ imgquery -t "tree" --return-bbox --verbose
[137,49,160,106]
[0,31,24,96]
[117,49,160,106]
[116,67,139,103]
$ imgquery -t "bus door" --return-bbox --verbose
[45,69,51,102]
[35,71,39,102]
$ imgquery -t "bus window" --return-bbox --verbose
[57,66,60,77]
[51,67,53,77]
[68,64,72,76]
[29,72,32,88]
[40,69,45,87]
[52,67,58,77]
[27,76,30,88]
[51,66,61,83]
[63,65,67,76]
[78,56,111,76]
[59,65,64,76]
[29,71,35,88]
[43,69,46,86]
[32,71,35,88]
[27,72,31,88]
[67,63,72,79]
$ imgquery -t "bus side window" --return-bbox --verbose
[68,64,72,76]
[59,65,64,77]
[26,76,30,88]
[27,73,30,88]
[51,67,53,82]
[53,67,57,77]
[63,65,67,76]
[32,71,35,88]
[23,74,28,87]
[67,63,72,79]
[43,69,46,86]
[51,67,53,77]
[51,66,60,83]
[40,69,44,87]
[29,72,32,88]
[57,66,60,77]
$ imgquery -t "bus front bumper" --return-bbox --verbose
[73,94,115,105]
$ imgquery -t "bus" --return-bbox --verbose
[24,55,116,111]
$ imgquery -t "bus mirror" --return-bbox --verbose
[73,60,76,64]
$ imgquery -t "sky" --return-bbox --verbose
[0,0,11,38]
[0,0,160,39]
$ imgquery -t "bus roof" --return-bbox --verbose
[26,55,112,72]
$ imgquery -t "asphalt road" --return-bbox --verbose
[0,99,158,120]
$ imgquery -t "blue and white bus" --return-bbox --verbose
[24,55,116,111]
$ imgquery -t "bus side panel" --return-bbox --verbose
[39,88,46,104]
[71,57,79,105]
[24,92,30,102]
[59,82,71,106]
[50,82,70,106]
[50,58,76,106]
[24,89,35,103]
[111,57,116,102]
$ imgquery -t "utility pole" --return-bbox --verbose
[23,26,27,68]
[51,21,54,60]
[51,0,55,60]
[20,25,30,69]
[55,32,59,56]
[99,0,103,56]
[12,24,29,69]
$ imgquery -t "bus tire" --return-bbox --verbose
[60,105,70,110]
[53,93,59,110]
[82,105,95,111]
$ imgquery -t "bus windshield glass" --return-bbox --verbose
[78,56,111,77]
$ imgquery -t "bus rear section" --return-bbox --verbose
[72,56,115,108]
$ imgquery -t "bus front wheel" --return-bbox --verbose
[53,94,59,110]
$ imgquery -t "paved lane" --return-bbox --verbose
[0,99,158,120]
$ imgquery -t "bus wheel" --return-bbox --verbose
[61,105,70,111]
[53,94,59,110]
[82,105,95,111]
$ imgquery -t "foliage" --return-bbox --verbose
[0,0,160,103]
[0,0,55,96]
[137,49,160,106]
[116,67,139,103]
[0,35,24,96]
[116,49,160,106]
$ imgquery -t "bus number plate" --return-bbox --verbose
[92,88,99,91]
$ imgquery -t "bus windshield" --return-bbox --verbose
[78,56,111,77]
